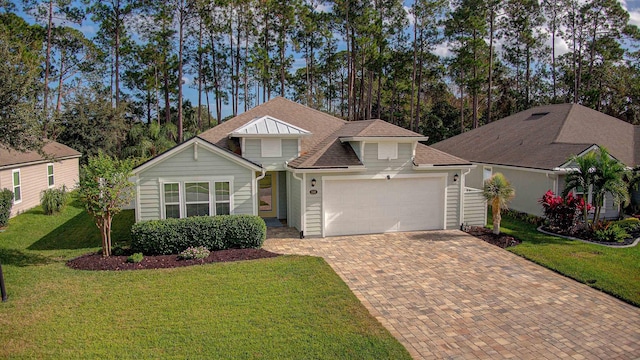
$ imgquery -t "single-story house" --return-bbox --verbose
[0,141,81,217]
[132,97,487,237]
[432,103,639,218]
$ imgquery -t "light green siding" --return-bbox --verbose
[243,138,298,170]
[490,166,556,217]
[137,144,254,221]
[361,143,414,175]
[446,179,460,229]
[463,188,487,226]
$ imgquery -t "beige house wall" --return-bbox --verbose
[0,157,79,217]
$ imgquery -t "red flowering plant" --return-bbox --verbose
[539,190,593,233]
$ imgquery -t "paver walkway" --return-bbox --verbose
[264,230,640,359]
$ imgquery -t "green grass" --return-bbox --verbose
[0,199,410,359]
[491,213,640,307]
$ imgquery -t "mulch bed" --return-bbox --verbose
[67,248,280,271]
[464,226,521,248]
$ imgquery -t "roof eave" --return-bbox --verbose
[229,133,312,139]
[412,164,476,170]
[0,154,82,170]
[285,164,367,173]
[340,136,429,142]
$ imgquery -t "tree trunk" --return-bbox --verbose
[177,4,185,143]
[487,7,494,122]
[197,20,203,130]
[410,19,418,131]
[492,198,501,235]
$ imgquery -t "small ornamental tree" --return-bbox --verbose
[483,173,515,235]
[78,153,135,257]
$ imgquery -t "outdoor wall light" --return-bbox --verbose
[453,174,459,182]
[311,178,316,187]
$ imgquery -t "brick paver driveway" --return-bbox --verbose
[264,230,640,359]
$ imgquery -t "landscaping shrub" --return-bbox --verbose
[503,209,543,226]
[131,215,266,255]
[539,190,591,232]
[178,246,211,260]
[0,188,13,227]
[40,186,69,215]
[613,218,640,232]
[593,224,629,243]
[127,252,144,263]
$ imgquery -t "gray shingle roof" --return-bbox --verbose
[0,141,81,168]
[431,103,638,170]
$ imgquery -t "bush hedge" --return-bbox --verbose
[0,188,14,227]
[130,215,266,255]
[40,186,69,215]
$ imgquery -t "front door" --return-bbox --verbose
[258,172,277,218]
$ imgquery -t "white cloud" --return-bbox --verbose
[629,10,640,26]
[433,42,452,58]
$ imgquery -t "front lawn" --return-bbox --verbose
[492,214,640,307]
[0,199,410,359]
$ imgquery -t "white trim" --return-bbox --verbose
[47,163,55,188]
[161,181,182,219]
[286,166,367,174]
[413,164,475,170]
[135,176,141,222]
[213,181,232,215]
[11,169,21,204]
[133,137,262,174]
[158,176,235,219]
[340,136,429,142]
[470,162,561,175]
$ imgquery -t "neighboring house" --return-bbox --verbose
[133,97,487,237]
[432,103,639,218]
[0,141,81,217]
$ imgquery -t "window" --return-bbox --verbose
[483,167,493,182]
[574,185,594,206]
[47,163,54,187]
[215,182,230,215]
[12,169,21,203]
[377,142,398,160]
[185,182,210,217]
[163,183,181,218]
[261,138,282,157]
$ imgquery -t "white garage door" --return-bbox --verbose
[323,176,446,237]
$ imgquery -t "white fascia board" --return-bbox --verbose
[285,165,367,174]
[472,161,560,175]
[229,133,311,139]
[413,164,476,170]
[340,136,429,142]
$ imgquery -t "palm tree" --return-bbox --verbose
[483,173,515,235]
[562,150,598,228]
[563,147,629,228]
[591,148,629,224]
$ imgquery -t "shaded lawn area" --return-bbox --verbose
[0,200,410,359]
[491,213,640,307]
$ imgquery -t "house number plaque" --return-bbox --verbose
[309,189,318,195]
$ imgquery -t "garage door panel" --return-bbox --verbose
[324,177,445,237]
